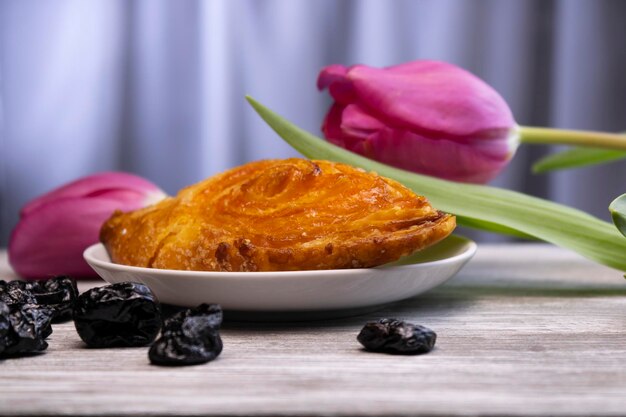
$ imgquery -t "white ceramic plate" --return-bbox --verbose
[84,235,475,318]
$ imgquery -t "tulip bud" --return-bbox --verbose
[317,61,519,183]
[9,172,166,279]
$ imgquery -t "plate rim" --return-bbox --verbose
[84,235,477,279]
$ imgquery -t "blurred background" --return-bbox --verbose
[1,0,626,245]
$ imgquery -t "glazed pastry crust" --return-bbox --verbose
[100,159,455,271]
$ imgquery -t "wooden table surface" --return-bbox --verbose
[1,244,625,417]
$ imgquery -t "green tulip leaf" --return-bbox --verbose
[609,194,626,238]
[532,147,626,174]
[246,95,626,272]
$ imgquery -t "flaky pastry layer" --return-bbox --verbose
[100,159,455,271]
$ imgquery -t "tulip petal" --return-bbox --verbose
[346,61,515,138]
[332,120,512,184]
[382,60,449,75]
[321,102,345,140]
[9,196,151,279]
[323,99,514,183]
[317,64,348,90]
[317,64,356,105]
[322,103,371,153]
[365,127,511,183]
[21,172,163,217]
[317,60,518,183]
[341,103,387,137]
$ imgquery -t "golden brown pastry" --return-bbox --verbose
[100,159,455,271]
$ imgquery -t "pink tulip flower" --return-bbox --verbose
[9,172,166,279]
[317,61,519,183]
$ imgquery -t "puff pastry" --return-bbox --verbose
[100,159,455,271]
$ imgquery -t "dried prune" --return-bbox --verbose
[0,282,53,353]
[0,276,78,322]
[73,282,161,348]
[0,302,10,355]
[31,276,78,322]
[357,318,436,355]
[149,304,223,366]
[0,280,37,307]
[1,303,54,356]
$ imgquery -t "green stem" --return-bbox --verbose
[520,126,626,150]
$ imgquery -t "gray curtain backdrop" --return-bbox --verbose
[1,0,625,245]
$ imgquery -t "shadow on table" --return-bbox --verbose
[218,280,626,330]
[218,290,474,329]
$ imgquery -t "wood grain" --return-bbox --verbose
[1,245,625,416]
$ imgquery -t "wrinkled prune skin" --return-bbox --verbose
[149,304,223,366]
[30,276,79,322]
[357,318,437,355]
[0,280,37,307]
[73,282,162,348]
[1,303,54,356]
[0,302,10,355]
[0,276,78,322]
